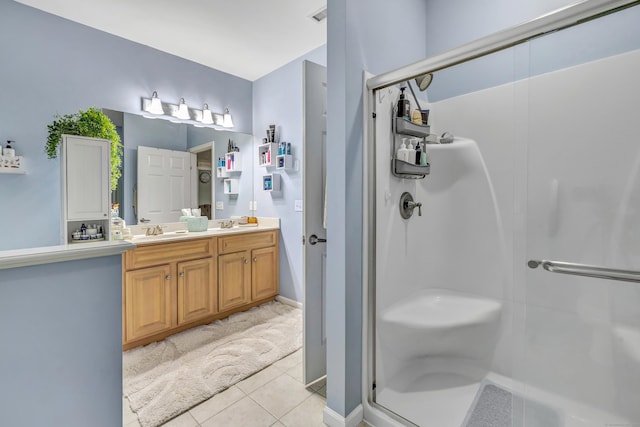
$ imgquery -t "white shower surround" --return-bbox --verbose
[369,48,640,426]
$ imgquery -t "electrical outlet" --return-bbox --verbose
[294,200,303,212]
[215,201,224,210]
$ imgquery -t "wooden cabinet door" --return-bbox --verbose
[124,264,173,342]
[177,258,217,325]
[251,246,279,300]
[218,251,251,311]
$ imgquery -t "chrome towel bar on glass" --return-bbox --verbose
[528,259,640,284]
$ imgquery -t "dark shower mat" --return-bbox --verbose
[461,380,562,427]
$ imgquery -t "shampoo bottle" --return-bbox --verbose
[397,87,410,119]
[420,141,429,166]
[415,139,422,165]
[407,140,416,164]
[397,138,409,162]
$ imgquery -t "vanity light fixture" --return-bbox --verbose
[175,98,190,120]
[222,108,234,128]
[148,91,164,115]
[201,104,214,125]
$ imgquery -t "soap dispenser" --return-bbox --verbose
[397,138,409,162]
[396,87,410,118]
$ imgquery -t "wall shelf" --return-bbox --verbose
[276,154,293,170]
[262,173,281,192]
[0,155,26,174]
[223,178,239,195]
[258,143,278,167]
[395,117,430,138]
[216,166,229,179]
[224,152,242,172]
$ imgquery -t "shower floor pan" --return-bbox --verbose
[376,370,630,427]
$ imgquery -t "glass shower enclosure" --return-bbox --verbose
[365,2,640,426]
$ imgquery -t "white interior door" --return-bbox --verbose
[303,60,327,386]
[137,146,193,224]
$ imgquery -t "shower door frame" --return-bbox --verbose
[362,0,640,425]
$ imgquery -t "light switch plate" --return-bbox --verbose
[294,200,303,212]
[249,201,257,211]
[215,201,224,210]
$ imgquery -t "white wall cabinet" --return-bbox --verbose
[60,135,111,244]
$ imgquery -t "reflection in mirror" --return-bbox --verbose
[104,110,253,225]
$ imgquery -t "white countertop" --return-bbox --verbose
[0,240,136,270]
[0,218,280,270]
[129,223,280,245]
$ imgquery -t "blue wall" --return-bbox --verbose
[424,1,640,101]
[0,0,252,250]
[0,255,123,427]
[252,45,327,302]
[326,0,429,417]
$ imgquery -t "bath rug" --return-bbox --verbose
[123,301,302,427]
[462,380,562,427]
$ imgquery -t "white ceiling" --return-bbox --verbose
[15,0,327,81]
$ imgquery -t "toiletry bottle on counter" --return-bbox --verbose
[407,140,416,164]
[397,138,409,162]
[397,87,410,119]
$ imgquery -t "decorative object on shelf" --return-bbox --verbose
[267,124,276,143]
[46,107,123,190]
[141,91,234,128]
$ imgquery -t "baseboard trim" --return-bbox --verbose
[323,404,364,427]
[276,295,302,309]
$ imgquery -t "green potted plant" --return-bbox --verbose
[46,107,123,191]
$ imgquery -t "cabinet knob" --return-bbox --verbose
[244,258,248,264]
[179,272,185,278]
[165,275,171,280]
[253,257,257,263]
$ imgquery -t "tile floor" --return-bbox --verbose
[123,349,366,427]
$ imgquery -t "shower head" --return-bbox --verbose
[415,73,433,91]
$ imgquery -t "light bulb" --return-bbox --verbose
[176,98,190,120]
[222,108,234,128]
[201,104,214,125]
[148,91,164,115]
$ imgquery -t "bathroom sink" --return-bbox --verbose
[130,231,189,242]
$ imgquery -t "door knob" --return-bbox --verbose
[140,218,151,223]
[308,234,327,245]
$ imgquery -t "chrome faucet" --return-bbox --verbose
[145,225,164,236]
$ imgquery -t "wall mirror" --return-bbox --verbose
[105,109,254,226]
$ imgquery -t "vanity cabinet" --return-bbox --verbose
[177,258,217,325]
[123,230,279,350]
[122,237,216,349]
[124,264,174,342]
[218,230,279,308]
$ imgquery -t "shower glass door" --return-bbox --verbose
[522,6,640,426]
